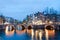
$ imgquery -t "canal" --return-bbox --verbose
[0,29,60,40]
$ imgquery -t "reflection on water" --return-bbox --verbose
[26,29,55,40]
[45,29,55,40]
[39,30,43,40]
[45,29,49,40]
[31,29,34,40]
[16,29,26,35]
[5,26,15,36]
[35,30,38,40]
[27,29,55,40]
[0,28,60,40]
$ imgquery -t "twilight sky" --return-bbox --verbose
[0,0,60,21]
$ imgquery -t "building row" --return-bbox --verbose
[0,15,20,25]
[27,12,60,25]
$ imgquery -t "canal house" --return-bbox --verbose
[0,18,4,25]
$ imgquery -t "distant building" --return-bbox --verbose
[0,18,3,25]
[45,13,57,22]
[5,17,11,22]
[0,15,5,25]
[5,17,15,24]
[56,14,60,22]
[34,12,45,22]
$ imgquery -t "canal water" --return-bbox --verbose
[0,29,60,40]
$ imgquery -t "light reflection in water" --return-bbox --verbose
[45,29,55,40]
[39,30,43,40]
[27,29,32,35]
[28,29,55,40]
[35,30,39,40]
[31,29,34,40]
[5,26,55,40]
[16,29,26,35]
[45,29,49,40]
[5,26,15,36]
[29,29,43,40]
[27,29,34,40]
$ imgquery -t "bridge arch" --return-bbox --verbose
[45,25,54,30]
[27,25,33,30]
[5,24,15,32]
[16,24,25,31]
